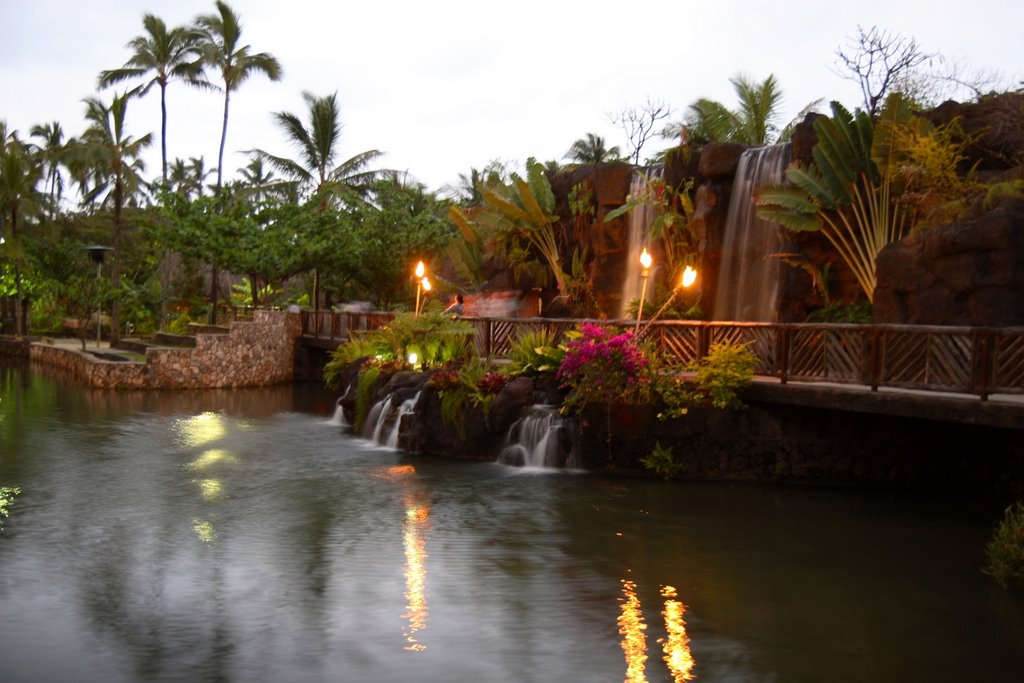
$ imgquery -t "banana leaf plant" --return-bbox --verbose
[754,97,913,301]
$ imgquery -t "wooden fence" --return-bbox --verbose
[300,311,1024,399]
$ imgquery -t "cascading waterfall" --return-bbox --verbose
[328,398,348,427]
[713,144,792,322]
[363,396,392,442]
[383,392,420,449]
[497,405,578,469]
[618,165,664,320]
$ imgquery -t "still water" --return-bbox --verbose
[1,361,1023,682]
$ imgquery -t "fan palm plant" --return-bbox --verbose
[0,133,45,335]
[564,133,624,165]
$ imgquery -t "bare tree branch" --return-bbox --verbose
[608,97,673,165]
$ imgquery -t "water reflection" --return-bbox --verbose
[619,578,649,682]
[660,585,695,682]
[378,464,433,652]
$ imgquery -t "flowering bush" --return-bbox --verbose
[556,323,652,413]
[477,371,509,396]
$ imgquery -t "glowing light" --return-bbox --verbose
[681,266,698,289]
[177,412,225,448]
[196,478,223,501]
[402,491,431,652]
[188,448,238,471]
[415,261,425,279]
[408,352,418,366]
[421,276,431,292]
[639,248,653,271]
[618,579,649,682]
[659,585,696,681]
[192,519,215,543]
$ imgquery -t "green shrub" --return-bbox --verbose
[505,328,565,379]
[640,442,685,480]
[353,365,382,433]
[428,358,508,439]
[656,340,759,418]
[985,501,1024,588]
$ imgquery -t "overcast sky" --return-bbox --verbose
[2,0,1021,194]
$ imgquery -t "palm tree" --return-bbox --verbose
[564,133,624,164]
[0,129,44,335]
[29,121,68,217]
[248,91,383,203]
[71,93,153,345]
[98,13,203,182]
[192,1,282,190]
[247,91,384,309]
[675,74,820,146]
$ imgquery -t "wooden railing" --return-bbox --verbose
[299,311,1024,399]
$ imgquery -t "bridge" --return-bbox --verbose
[299,311,1024,411]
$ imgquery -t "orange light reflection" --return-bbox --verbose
[401,490,431,652]
[618,579,649,682]
[659,585,696,681]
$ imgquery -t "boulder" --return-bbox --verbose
[698,142,746,180]
[874,200,1024,326]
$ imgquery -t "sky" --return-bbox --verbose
[2,0,1021,194]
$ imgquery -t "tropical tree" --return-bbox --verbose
[0,130,45,335]
[247,91,383,202]
[673,74,820,146]
[247,90,384,308]
[564,133,624,165]
[29,121,69,217]
[70,93,153,344]
[98,13,204,181]
[192,0,282,190]
[754,98,910,301]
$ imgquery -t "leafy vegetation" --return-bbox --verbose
[640,442,685,480]
[428,358,508,439]
[985,501,1024,588]
[504,327,565,379]
[656,340,759,419]
[0,486,20,529]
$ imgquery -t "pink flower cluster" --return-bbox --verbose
[557,323,650,406]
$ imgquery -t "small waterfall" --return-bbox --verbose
[618,165,664,319]
[328,398,348,427]
[497,405,577,469]
[713,144,792,322]
[363,396,392,442]
[384,392,420,449]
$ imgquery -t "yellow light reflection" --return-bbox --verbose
[188,448,238,471]
[193,519,215,543]
[619,579,649,682]
[176,412,225,448]
[659,585,696,681]
[401,491,431,652]
[196,478,224,501]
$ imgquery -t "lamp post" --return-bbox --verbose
[83,245,112,347]
[414,261,426,317]
[635,248,653,333]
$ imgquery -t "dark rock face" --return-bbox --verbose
[924,93,1024,175]
[698,142,746,180]
[874,201,1024,326]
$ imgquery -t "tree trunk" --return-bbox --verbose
[110,183,122,346]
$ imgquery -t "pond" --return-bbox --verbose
[1,360,1022,682]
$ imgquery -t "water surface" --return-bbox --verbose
[1,361,1022,682]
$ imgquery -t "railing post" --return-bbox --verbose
[484,318,493,359]
[778,325,791,384]
[868,327,881,391]
[975,329,993,400]
[698,322,711,360]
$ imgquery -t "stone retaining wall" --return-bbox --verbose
[28,310,301,389]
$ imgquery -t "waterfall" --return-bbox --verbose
[363,395,392,442]
[497,405,577,469]
[328,398,348,427]
[383,392,420,449]
[713,144,792,322]
[618,165,664,319]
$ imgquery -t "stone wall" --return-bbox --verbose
[28,310,301,389]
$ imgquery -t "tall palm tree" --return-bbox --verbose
[192,1,282,190]
[71,93,153,345]
[98,13,203,182]
[247,91,383,202]
[564,133,624,164]
[248,91,383,309]
[29,121,68,217]
[0,130,44,335]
